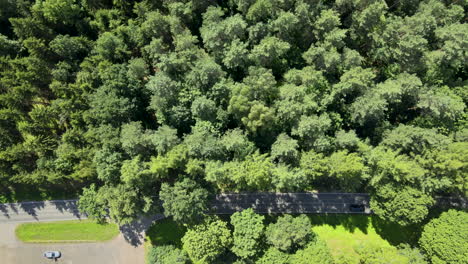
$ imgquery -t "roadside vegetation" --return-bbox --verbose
[0,0,467,263]
[145,211,454,264]
[15,220,119,243]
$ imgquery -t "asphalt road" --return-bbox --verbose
[1,193,466,223]
[210,192,373,214]
[0,200,86,223]
[0,193,374,223]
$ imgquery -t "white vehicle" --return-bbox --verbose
[43,251,61,259]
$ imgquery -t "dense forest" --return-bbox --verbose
[0,0,467,254]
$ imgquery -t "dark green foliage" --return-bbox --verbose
[0,0,465,241]
[160,178,209,224]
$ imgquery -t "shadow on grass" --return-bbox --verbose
[146,217,186,248]
[371,216,421,246]
[308,214,371,234]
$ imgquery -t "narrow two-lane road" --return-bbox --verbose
[0,193,372,223]
[0,200,86,223]
[1,193,466,223]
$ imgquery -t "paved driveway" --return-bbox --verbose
[0,223,145,264]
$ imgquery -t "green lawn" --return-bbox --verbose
[144,214,419,262]
[310,214,420,261]
[15,220,119,243]
[146,218,186,247]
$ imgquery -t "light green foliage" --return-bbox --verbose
[78,184,107,223]
[381,125,451,156]
[374,73,422,111]
[149,144,188,179]
[272,165,309,191]
[370,184,434,226]
[328,150,366,192]
[417,87,466,128]
[94,32,129,62]
[93,146,123,183]
[146,73,181,124]
[86,86,135,126]
[434,23,468,71]
[120,122,151,157]
[355,242,411,264]
[292,114,332,151]
[32,0,82,25]
[331,67,376,100]
[419,210,468,264]
[99,184,144,225]
[15,220,119,243]
[237,152,274,190]
[1,0,466,253]
[49,35,91,61]
[148,125,180,155]
[184,122,224,159]
[191,96,218,123]
[206,152,274,191]
[265,214,312,252]
[159,178,208,224]
[300,150,328,180]
[201,7,248,60]
[290,239,334,264]
[335,130,361,151]
[397,244,428,264]
[368,147,426,186]
[220,129,256,160]
[423,142,468,195]
[120,156,152,189]
[249,36,291,74]
[271,133,299,164]
[182,219,232,264]
[242,103,275,134]
[230,208,265,259]
[146,245,189,264]
[256,247,290,264]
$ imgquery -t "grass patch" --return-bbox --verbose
[309,214,419,261]
[146,218,186,247]
[15,220,119,243]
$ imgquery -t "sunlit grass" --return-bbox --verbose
[16,220,119,243]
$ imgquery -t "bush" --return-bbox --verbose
[419,210,468,264]
[146,245,188,264]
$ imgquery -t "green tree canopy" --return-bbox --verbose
[159,178,209,224]
[419,210,468,264]
[182,219,232,264]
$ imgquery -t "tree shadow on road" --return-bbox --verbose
[119,215,165,247]
[19,201,45,220]
[51,200,85,219]
[0,203,9,218]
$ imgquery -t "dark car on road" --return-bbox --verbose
[44,251,61,259]
[349,204,365,212]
